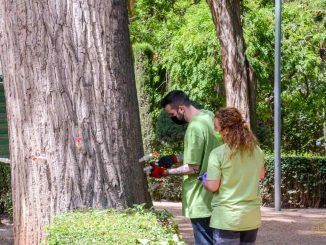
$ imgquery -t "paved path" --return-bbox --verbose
[0,215,13,245]
[154,201,326,245]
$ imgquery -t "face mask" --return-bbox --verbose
[171,110,187,125]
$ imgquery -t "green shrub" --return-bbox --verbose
[150,176,183,201]
[0,163,11,215]
[262,155,326,208]
[46,205,185,244]
[133,43,157,151]
[155,110,186,147]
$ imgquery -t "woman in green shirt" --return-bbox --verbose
[203,107,265,244]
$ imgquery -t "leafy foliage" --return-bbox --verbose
[133,43,157,150]
[155,110,187,147]
[46,205,185,244]
[131,0,224,111]
[130,0,325,154]
[160,2,224,110]
[243,0,326,153]
[0,163,11,216]
[150,176,183,201]
[131,0,224,152]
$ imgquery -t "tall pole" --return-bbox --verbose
[274,0,282,211]
[323,108,326,153]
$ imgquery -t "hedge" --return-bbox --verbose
[261,155,325,208]
[152,155,326,208]
[46,205,185,244]
[133,43,156,151]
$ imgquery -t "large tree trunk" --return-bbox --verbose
[0,0,152,244]
[207,0,257,132]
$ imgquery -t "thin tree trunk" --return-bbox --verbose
[128,0,137,15]
[207,0,257,131]
[0,1,152,244]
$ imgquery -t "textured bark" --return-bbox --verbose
[0,0,152,244]
[207,0,257,131]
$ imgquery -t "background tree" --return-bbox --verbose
[0,0,151,244]
[207,0,257,131]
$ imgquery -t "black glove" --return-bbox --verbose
[157,154,179,168]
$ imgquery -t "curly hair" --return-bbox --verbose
[215,107,257,158]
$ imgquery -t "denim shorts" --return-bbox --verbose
[191,217,213,245]
[212,228,258,245]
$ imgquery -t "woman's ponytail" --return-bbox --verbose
[215,108,257,158]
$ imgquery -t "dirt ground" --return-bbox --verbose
[0,214,13,245]
[1,203,325,244]
[154,201,326,245]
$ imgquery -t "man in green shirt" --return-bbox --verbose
[154,90,222,244]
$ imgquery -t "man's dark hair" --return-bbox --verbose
[161,90,192,108]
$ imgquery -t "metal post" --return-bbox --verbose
[274,0,282,211]
[323,108,326,153]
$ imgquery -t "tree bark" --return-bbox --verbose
[0,1,152,244]
[207,0,257,132]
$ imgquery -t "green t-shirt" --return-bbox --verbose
[207,144,265,231]
[182,110,222,218]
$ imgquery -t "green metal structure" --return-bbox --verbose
[0,79,9,157]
